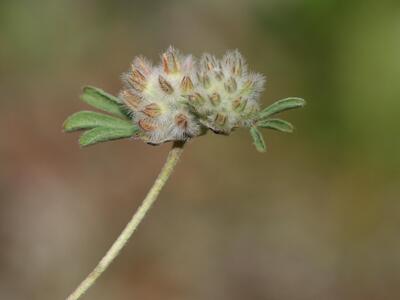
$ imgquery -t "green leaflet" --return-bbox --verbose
[250,126,266,152]
[63,111,134,132]
[64,86,137,147]
[257,118,294,133]
[258,97,306,120]
[81,86,129,119]
[79,126,139,147]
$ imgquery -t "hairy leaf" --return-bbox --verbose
[257,118,294,133]
[79,126,139,147]
[259,97,306,119]
[81,86,129,119]
[250,126,266,152]
[63,111,134,132]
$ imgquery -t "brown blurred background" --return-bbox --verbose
[1,0,400,299]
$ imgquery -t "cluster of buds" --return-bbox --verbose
[190,50,265,134]
[120,47,204,144]
[120,47,265,144]
[64,47,304,151]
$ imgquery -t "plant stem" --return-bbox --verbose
[66,140,186,300]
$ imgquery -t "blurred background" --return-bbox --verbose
[1,0,400,299]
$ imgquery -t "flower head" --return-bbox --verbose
[120,46,203,144]
[64,46,305,152]
[120,47,266,143]
[188,50,265,134]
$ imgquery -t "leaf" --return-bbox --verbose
[257,118,294,133]
[250,126,266,152]
[79,126,139,147]
[63,111,134,132]
[258,97,306,119]
[81,86,129,119]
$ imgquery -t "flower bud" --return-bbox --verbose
[158,75,174,94]
[180,76,194,93]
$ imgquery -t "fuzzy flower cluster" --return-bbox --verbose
[120,47,265,145]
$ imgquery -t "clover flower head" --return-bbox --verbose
[64,46,305,152]
[120,46,203,145]
[120,47,266,143]
[188,50,265,134]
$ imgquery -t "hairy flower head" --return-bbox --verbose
[188,50,265,134]
[64,46,305,151]
[120,47,265,143]
[120,47,204,144]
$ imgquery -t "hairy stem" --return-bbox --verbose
[66,141,186,300]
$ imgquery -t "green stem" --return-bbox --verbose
[66,141,186,300]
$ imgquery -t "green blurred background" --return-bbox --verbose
[1,0,400,299]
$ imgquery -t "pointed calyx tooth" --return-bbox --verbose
[133,56,151,77]
[175,113,188,129]
[208,92,221,106]
[223,51,245,77]
[142,103,161,117]
[128,67,147,92]
[197,72,210,89]
[138,118,157,131]
[232,97,247,112]
[203,54,217,71]
[188,93,205,106]
[224,56,232,70]
[158,75,174,94]
[162,48,180,74]
[121,90,141,110]
[215,113,227,126]
[180,76,194,92]
[232,57,243,76]
[224,77,237,93]
[241,79,255,94]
